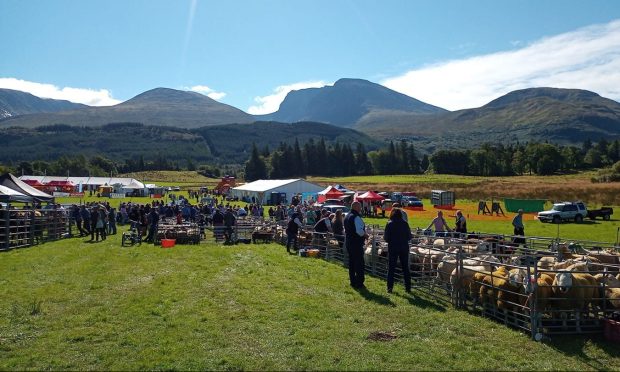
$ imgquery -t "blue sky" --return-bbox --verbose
[1,0,620,112]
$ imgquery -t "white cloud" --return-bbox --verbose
[0,77,121,106]
[247,81,331,115]
[185,84,227,101]
[382,19,620,111]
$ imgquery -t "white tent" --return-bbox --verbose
[231,179,323,205]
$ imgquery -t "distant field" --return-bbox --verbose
[119,171,220,187]
[1,236,618,370]
[310,171,620,205]
[308,174,485,185]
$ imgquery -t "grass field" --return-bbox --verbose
[1,233,620,370]
[309,172,620,205]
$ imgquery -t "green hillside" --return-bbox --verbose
[0,121,382,165]
[356,88,620,147]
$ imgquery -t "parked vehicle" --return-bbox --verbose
[401,196,423,207]
[322,199,344,206]
[537,202,587,223]
[321,205,351,215]
[587,207,614,221]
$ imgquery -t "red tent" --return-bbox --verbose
[317,185,345,202]
[356,190,384,201]
[46,180,75,187]
[22,179,45,187]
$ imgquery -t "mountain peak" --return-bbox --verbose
[261,77,447,127]
[122,87,210,106]
[0,88,86,119]
[485,87,603,109]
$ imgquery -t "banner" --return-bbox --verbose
[109,193,126,199]
[52,192,70,197]
[70,192,85,198]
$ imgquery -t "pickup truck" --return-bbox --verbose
[587,207,614,221]
[537,202,587,223]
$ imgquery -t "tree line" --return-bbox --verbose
[4,137,619,180]
[245,138,620,180]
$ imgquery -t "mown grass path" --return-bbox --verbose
[1,234,619,370]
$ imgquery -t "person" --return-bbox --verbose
[305,207,316,226]
[344,201,368,289]
[313,209,333,248]
[145,208,159,243]
[223,208,236,244]
[454,210,467,235]
[384,208,412,293]
[212,208,224,240]
[286,207,303,253]
[108,208,117,235]
[313,209,333,234]
[72,205,85,237]
[392,203,408,223]
[332,210,345,248]
[426,210,452,237]
[80,205,91,236]
[512,209,525,244]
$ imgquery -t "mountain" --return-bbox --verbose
[0,88,86,119]
[259,78,447,127]
[356,87,620,147]
[0,121,382,165]
[0,87,254,128]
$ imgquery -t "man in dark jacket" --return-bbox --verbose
[223,208,236,244]
[286,207,303,253]
[344,201,368,289]
[384,208,412,293]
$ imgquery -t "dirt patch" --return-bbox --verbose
[367,331,398,342]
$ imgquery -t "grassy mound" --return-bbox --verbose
[1,235,619,370]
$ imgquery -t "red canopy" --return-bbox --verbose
[356,191,385,201]
[46,180,75,186]
[317,185,344,202]
[22,179,44,186]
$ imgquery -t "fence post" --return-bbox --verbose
[3,204,9,250]
[371,225,377,276]
[30,208,36,246]
[456,245,464,308]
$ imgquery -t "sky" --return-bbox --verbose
[1,0,620,113]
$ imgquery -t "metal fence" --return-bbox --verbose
[0,207,71,250]
[272,224,620,340]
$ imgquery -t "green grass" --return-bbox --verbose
[1,233,619,370]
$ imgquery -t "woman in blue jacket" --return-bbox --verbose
[384,208,412,293]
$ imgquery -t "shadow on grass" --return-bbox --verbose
[356,287,396,307]
[396,292,447,312]
[546,334,620,369]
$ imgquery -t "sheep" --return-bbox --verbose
[438,255,499,285]
[537,256,556,270]
[565,261,591,272]
[606,288,620,309]
[520,273,555,315]
[449,265,489,304]
[552,259,578,270]
[551,270,598,332]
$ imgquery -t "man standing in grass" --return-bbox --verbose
[344,201,368,290]
[512,209,525,244]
